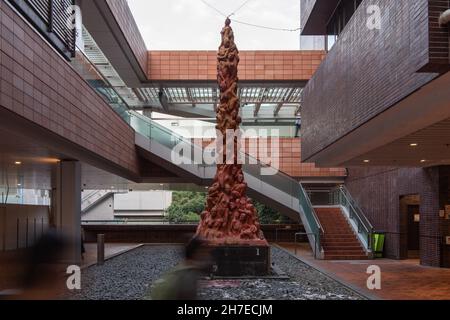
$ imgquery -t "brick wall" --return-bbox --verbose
[301,0,438,161]
[345,166,448,267]
[197,138,346,178]
[105,0,148,75]
[0,2,139,175]
[148,51,325,81]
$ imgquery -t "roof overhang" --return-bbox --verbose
[80,0,147,87]
[304,71,450,167]
[301,0,340,35]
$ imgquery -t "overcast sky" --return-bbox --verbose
[127,0,301,50]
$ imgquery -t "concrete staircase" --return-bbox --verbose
[315,207,368,260]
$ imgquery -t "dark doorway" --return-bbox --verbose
[407,205,420,256]
[399,195,421,260]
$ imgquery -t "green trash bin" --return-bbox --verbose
[372,233,386,258]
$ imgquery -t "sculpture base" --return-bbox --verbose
[207,241,271,277]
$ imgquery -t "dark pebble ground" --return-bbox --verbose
[66,245,364,300]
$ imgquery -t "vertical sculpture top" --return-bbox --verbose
[195,20,267,245]
[216,18,241,140]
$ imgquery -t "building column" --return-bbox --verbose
[54,160,82,265]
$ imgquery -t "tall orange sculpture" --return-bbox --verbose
[196,19,268,249]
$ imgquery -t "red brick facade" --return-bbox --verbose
[197,138,346,178]
[148,50,325,81]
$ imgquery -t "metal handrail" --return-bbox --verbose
[82,190,106,203]
[339,185,374,231]
[301,185,324,232]
[331,185,374,250]
[336,186,373,233]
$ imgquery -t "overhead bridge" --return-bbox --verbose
[81,28,325,122]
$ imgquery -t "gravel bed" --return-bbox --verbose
[67,245,184,300]
[66,245,364,300]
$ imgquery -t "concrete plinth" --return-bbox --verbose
[209,242,271,277]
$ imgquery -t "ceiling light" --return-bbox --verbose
[14,161,22,165]
[17,184,21,187]
[410,143,418,147]
[363,160,370,163]
[420,159,427,163]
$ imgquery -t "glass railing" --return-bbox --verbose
[330,185,374,250]
[299,185,323,257]
[0,188,51,206]
[71,48,131,124]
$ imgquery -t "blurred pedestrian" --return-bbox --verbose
[1,229,68,300]
[149,237,213,300]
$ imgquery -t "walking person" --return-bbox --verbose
[295,116,302,138]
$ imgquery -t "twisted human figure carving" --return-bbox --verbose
[196,19,266,244]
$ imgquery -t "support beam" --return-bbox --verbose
[295,104,302,116]
[54,160,81,265]
[158,89,170,111]
[253,103,262,117]
[273,103,284,117]
[213,88,218,112]
[186,88,196,108]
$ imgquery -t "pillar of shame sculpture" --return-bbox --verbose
[195,19,270,276]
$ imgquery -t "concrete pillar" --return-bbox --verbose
[54,160,82,265]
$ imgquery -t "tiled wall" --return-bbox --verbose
[197,138,346,178]
[346,166,448,267]
[301,0,438,161]
[0,2,139,175]
[148,51,325,81]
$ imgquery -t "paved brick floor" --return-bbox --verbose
[278,243,450,300]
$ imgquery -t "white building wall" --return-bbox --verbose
[114,191,172,211]
[82,195,114,221]
[82,191,172,221]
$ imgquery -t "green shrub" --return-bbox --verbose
[166,191,293,224]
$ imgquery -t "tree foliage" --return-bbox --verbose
[166,191,293,224]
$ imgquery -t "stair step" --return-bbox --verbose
[322,241,358,244]
[324,250,366,254]
[324,255,368,260]
[323,245,363,250]
[322,236,358,240]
